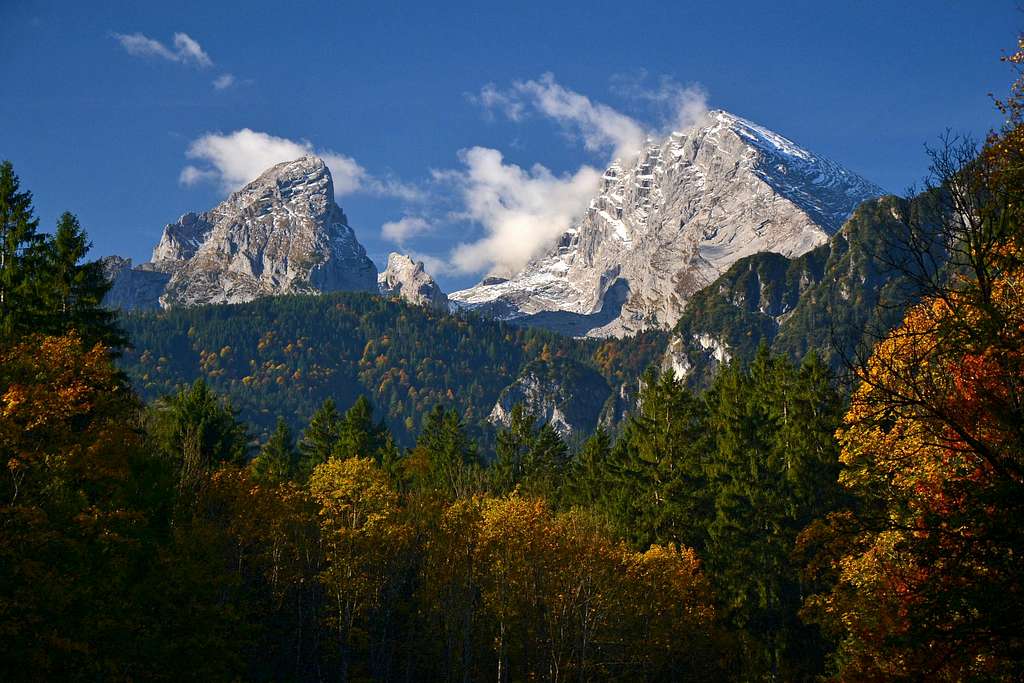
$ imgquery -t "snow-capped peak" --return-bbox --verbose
[449,111,884,338]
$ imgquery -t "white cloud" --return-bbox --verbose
[441,146,601,276]
[113,31,212,68]
[477,73,710,158]
[477,73,646,159]
[363,177,425,203]
[179,128,420,201]
[212,73,235,90]
[448,74,711,276]
[472,83,525,121]
[611,72,709,136]
[381,216,431,244]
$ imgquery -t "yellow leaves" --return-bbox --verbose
[309,458,409,626]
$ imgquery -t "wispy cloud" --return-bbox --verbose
[476,73,646,159]
[438,146,601,277]
[112,31,212,68]
[381,216,432,244]
[609,71,709,137]
[179,128,422,201]
[212,73,236,90]
[449,74,710,276]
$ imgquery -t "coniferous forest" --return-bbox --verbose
[3,31,1024,683]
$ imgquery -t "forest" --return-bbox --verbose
[1,40,1023,683]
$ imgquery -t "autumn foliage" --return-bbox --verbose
[801,44,1024,679]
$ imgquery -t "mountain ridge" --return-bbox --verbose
[450,110,883,337]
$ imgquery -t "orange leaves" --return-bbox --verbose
[810,230,1024,676]
[1,333,139,480]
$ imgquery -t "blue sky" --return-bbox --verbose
[1,0,1018,290]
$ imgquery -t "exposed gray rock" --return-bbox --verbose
[490,358,611,439]
[103,156,377,310]
[450,110,883,338]
[377,252,448,310]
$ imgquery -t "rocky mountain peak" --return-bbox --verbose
[378,252,448,310]
[450,110,883,338]
[106,155,377,310]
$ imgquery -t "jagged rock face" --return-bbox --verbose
[105,156,377,310]
[156,156,377,307]
[490,358,611,439]
[377,253,448,310]
[450,110,884,338]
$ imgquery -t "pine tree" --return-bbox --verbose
[704,345,842,679]
[491,404,537,494]
[598,368,713,549]
[564,426,612,508]
[149,379,249,501]
[410,406,479,499]
[334,395,385,460]
[41,212,123,348]
[298,398,341,480]
[0,160,43,339]
[521,422,567,499]
[250,417,300,484]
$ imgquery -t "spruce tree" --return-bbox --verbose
[41,212,123,348]
[251,417,300,484]
[564,426,612,508]
[298,398,341,480]
[600,368,713,549]
[492,404,537,493]
[334,395,385,460]
[703,345,842,679]
[521,422,568,499]
[411,406,478,499]
[0,160,43,339]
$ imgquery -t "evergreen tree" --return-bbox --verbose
[149,379,249,500]
[564,426,612,508]
[250,416,299,484]
[40,212,123,348]
[704,345,842,679]
[705,347,788,676]
[334,395,385,460]
[521,422,568,499]
[491,404,537,493]
[410,405,479,499]
[598,367,713,549]
[298,398,341,480]
[0,160,43,339]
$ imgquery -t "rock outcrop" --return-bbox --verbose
[661,194,937,387]
[490,358,612,439]
[377,253,448,310]
[105,156,377,309]
[99,256,169,311]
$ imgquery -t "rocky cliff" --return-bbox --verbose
[105,156,377,309]
[490,358,612,439]
[662,192,942,387]
[377,252,448,310]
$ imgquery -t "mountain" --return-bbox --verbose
[662,192,941,387]
[450,110,884,337]
[105,156,377,309]
[378,252,449,310]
